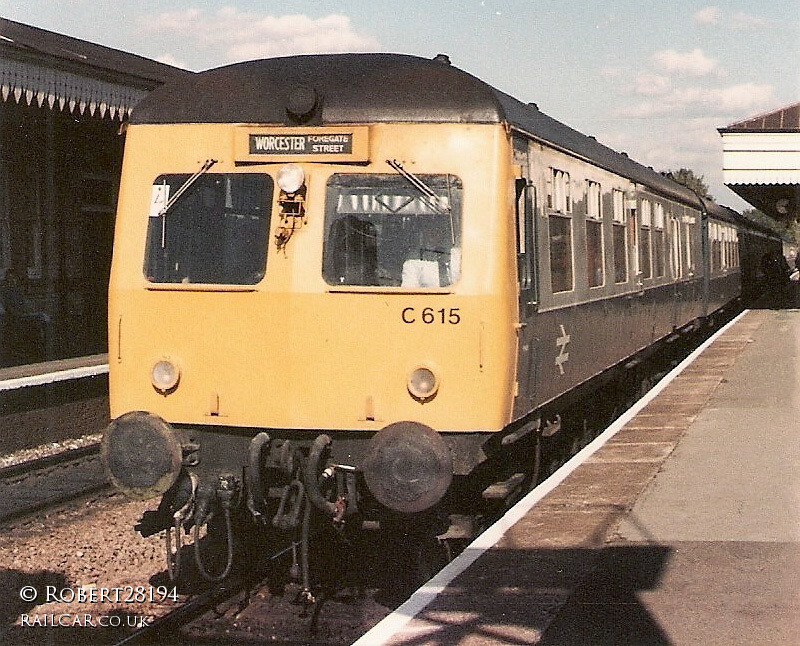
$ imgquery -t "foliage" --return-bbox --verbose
[661,169,796,244]
[740,208,796,242]
[662,168,713,200]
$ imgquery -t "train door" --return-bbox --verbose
[669,215,684,329]
[512,137,538,418]
[628,191,642,290]
[624,189,649,350]
[700,209,710,317]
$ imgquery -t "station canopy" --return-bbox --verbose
[0,18,188,120]
[719,103,800,222]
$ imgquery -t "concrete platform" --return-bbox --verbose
[0,355,109,454]
[368,308,800,646]
[0,353,108,390]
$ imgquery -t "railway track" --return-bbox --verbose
[0,442,112,526]
[111,533,392,646]
[111,571,256,646]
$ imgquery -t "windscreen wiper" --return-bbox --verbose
[386,159,450,215]
[159,158,218,217]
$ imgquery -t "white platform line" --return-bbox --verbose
[0,363,109,392]
[352,310,748,646]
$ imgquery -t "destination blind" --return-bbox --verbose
[249,133,353,155]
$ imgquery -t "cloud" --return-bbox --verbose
[709,83,776,113]
[600,118,722,169]
[617,82,775,119]
[155,53,189,69]
[596,118,742,204]
[634,73,671,97]
[652,48,718,77]
[600,66,624,80]
[730,12,771,30]
[692,7,772,31]
[141,8,379,70]
[693,6,721,25]
[595,13,774,209]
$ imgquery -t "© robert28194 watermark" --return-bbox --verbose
[20,613,151,628]
[18,585,179,629]
[19,584,178,604]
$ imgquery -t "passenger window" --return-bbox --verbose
[726,229,732,268]
[586,181,604,288]
[548,169,571,213]
[724,225,739,268]
[549,214,573,293]
[612,189,628,283]
[722,226,729,269]
[653,203,665,278]
[683,213,695,274]
[322,174,462,288]
[670,218,682,278]
[711,223,723,272]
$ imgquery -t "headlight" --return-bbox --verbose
[408,366,439,401]
[276,163,305,194]
[151,359,180,393]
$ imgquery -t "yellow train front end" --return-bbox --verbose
[103,116,518,534]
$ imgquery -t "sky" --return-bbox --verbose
[3,1,799,211]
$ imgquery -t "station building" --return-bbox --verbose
[720,103,800,225]
[0,18,188,365]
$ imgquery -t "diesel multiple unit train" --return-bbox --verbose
[101,54,781,586]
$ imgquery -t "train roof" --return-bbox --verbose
[705,201,739,224]
[131,53,700,206]
[705,201,784,239]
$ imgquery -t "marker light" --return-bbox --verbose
[152,359,180,394]
[277,164,305,194]
[408,367,439,402]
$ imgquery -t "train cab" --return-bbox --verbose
[103,55,522,525]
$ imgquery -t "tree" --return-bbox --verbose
[741,208,796,242]
[662,168,713,201]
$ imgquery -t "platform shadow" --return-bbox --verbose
[388,545,672,646]
[536,545,672,646]
[750,279,800,310]
[0,568,70,625]
[0,567,146,645]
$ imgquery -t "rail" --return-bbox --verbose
[0,353,109,392]
[0,443,109,525]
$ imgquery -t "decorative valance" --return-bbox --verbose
[722,131,800,186]
[0,58,148,120]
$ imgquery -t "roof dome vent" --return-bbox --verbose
[432,53,451,65]
[286,85,319,123]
